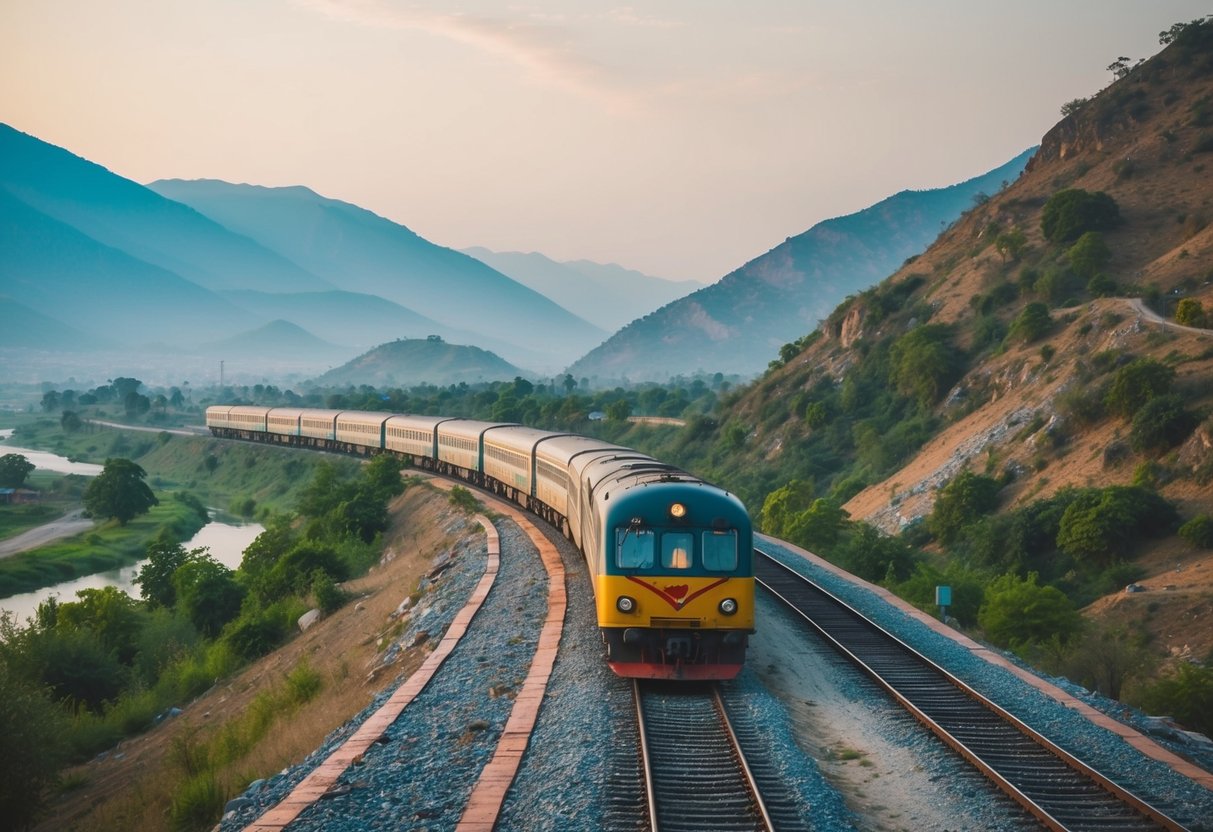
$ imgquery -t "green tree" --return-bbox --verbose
[40,390,60,413]
[890,325,963,406]
[840,523,916,583]
[1056,486,1178,564]
[1066,231,1111,279]
[83,458,158,525]
[60,410,83,432]
[1006,303,1052,345]
[759,480,815,538]
[135,537,204,608]
[786,498,851,550]
[929,470,1002,545]
[55,586,146,665]
[173,556,243,638]
[978,572,1081,649]
[1041,189,1120,243]
[606,399,633,422]
[0,661,69,831]
[1104,358,1174,419]
[0,454,35,488]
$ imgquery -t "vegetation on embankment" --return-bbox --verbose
[0,456,407,831]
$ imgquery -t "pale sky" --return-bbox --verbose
[2,1,1207,282]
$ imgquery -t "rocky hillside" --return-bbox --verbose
[566,148,1035,383]
[705,21,1213,662]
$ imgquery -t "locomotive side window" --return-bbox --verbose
[662,532,693,570]
[616,528,655,568]
[702,530,737,570]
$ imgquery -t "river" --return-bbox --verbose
[0,427,263,622]
[0,516,264,623]
[0,428,105,476]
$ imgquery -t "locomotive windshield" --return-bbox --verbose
[702,530,738,570]
[661,532,693,569]
[615,527,741,572]
[616,528,655,568]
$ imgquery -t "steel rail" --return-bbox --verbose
[633,680,775,832]
[755,549,1188,832]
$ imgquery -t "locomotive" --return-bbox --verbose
[206,405,753,679]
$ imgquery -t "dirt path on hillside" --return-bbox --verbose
[0,509,94,559]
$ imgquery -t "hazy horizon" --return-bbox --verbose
[3,1,1208,282]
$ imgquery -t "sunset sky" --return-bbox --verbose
[3,1,1207,282]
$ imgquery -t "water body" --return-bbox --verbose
[0,516,264,624]
[0,429,104,476]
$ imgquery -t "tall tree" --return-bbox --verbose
[0,454,35,488]
[83,458,158,525]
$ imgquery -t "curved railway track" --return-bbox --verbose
[634,680,807,832]
[755,549,1189,832]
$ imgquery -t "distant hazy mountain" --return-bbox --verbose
[148,179,607,370]
[0,124,330,294]
[460,248,703,332]
[568,148,1037,382]
[0,296,111,351]
[199,319,348,362]
[313,337,524,387]
[0,186,256,346]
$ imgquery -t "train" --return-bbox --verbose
[205,405,754,680]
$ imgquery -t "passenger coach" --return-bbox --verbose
[205,405,753,679]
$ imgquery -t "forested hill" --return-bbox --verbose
[312,337,525,387]
[565,148,1035,383]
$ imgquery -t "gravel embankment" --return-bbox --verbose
[220,515,547,831]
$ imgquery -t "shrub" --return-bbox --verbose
[890,325,964,406]
[1104,358,1175,418]
[1056,486,1179,564]
[1041,189,1121,243]
[1007,303,1052,345]
[1175,298,1208,327]
[1066,232,1111,279]
[0,663,69,830]
[1178,515,1213,548]
[1129,394,1197,451]
[978,572,1082,649]
[929,470,1002,545]
[1135,663,1213,738]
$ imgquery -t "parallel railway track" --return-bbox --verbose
[634,680,807,832]
[755,549,1189,832]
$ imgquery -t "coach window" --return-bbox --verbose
[702,530,738,570]
[662,532,693,570]
[617,528,655,568]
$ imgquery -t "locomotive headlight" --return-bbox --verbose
[617,595,637,614]
[719,598,738,616]
[669,502,687,519]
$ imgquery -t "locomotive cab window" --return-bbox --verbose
[662,532,693,570]
[616,528,655,568]
[702,530,738,570]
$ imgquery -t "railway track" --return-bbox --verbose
[634,680,807,832]
[755,549,1189,832]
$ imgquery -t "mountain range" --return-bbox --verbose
[460,247,702,332]
[4,120,1036,387]
[567,148,1036,382]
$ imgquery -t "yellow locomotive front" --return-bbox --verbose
[590,475,753,679]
